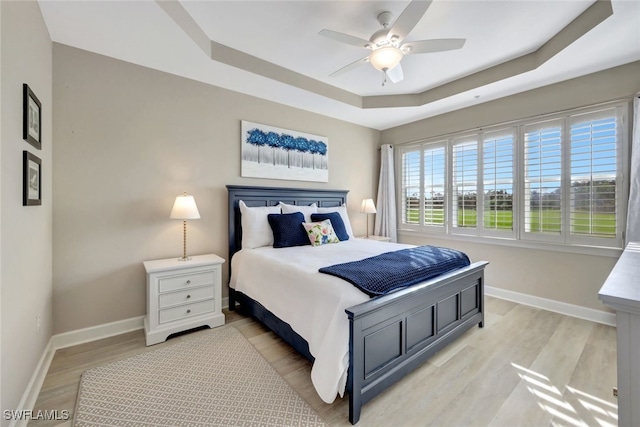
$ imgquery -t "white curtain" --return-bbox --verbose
[374,144,397,242]
[626,96,640,243]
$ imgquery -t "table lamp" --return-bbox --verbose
[170,193,200,261]
[361,198,377,238]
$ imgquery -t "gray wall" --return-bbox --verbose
[52,44,380,334]
[1,1,53,421]
[382,61,640,312]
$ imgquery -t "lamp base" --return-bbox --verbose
[366,215,370,238]
[177,256,192,262]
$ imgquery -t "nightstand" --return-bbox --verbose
[143,254,225,346]
[359,235,391,242]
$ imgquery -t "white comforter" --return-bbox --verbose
[229,239,413,403]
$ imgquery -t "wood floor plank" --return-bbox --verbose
[28,299,618,426]
[489,315,594,426]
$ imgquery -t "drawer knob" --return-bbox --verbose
[186,309,191,314]
[186,294,191,299]
[186,280,191,284]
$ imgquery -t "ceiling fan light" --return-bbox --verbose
[369,47,403,71]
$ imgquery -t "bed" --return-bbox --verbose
[226,185,488,424]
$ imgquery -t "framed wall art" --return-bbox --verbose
[23,151,42,206]
[241,121,328,183]
[23,83,42,150]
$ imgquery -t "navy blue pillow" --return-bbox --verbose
[267,212,310,248]
[311,212,349,241]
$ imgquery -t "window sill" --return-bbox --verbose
[397,229,623,258]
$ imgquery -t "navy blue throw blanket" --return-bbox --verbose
[319,245,471,297]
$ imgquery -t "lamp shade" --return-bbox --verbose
[361,198,377,214]
[369,47,403,71]
[170,194,200,220]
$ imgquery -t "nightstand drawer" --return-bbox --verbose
[159,286,214,309]
[159,299,214,324]
[158,271,215,293]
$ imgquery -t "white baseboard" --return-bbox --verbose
[486,286,616,327]
[51,316,145,350]
[51,297,229,351]
[17,300,233,424]
[9,337,56,427]
[12,316,145,427]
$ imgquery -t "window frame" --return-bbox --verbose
[450,133,480,236]
[480,127,518,240]
[519,118,565,244]
[564,106,626,248]
[398,141,447,234]
[395,100,630,251]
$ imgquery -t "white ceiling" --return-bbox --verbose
[38,0,640,130]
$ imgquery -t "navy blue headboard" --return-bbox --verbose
[226,185,348,260]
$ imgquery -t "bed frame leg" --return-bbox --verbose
[348,317,363,424]
[349,395,361,425]
[229,288,236,311]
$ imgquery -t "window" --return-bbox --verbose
[423,145,446,227]
[523,120,563,241]
[401,150,420,225]
[400,143,446,230]
[483,130,514,234]
[452,137,478,231]
[568,109,619,244]
[397,102,627,249]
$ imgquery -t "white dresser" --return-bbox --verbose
[144,254,225,346]
[598,242,640,427]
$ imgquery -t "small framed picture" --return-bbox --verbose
[23,151,41,206]
[23,83,42,150]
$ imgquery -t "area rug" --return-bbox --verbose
[73,326,325,426]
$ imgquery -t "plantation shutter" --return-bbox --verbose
[483,129,515,234]
[569,108,619,241]
[423,145,446,227]
[452,136,478,231]
[523,119,563,240]
[400,149,421,225]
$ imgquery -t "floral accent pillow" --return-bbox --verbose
[302,219,340,246]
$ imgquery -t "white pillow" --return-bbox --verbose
[279,202,318,222]
[239,200,281,249]
[317,204,354,238]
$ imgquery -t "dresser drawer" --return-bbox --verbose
[158,286,214,309]
[159,299,214,324]
[158,270,215,293]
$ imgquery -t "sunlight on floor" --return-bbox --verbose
[512,363,618,427]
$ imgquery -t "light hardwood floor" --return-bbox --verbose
[30,296,618,427]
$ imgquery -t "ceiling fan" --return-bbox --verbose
[319,0,465,85]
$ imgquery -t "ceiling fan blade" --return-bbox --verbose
[319,29,371,49]
[387,0,433,42]
[387,63,404,83]
[329,56,369,77]
[402,38,466,54]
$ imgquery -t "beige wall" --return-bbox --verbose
[382,62,640,313]
[52,44,380,334]
[382,61,640,144]
[1,1,53,421]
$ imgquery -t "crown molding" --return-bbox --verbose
[156,0,612,110]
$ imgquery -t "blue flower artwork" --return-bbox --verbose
[241,121,329,182]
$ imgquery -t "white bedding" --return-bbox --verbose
[229,238,413,403]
